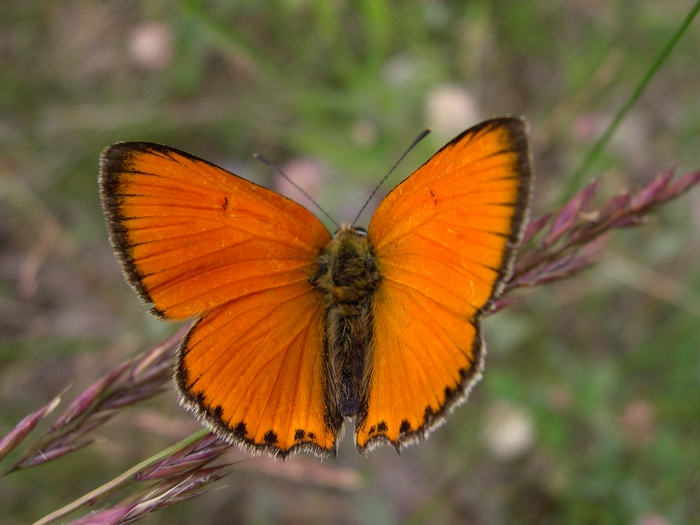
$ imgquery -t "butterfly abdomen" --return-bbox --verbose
[311,225,381,417]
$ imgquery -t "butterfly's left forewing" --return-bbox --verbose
[100,143,330,320]
[358,118,532,452]
[100,143,342,457]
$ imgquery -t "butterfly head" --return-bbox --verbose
[311,224,380,312]
[339,225,367,237]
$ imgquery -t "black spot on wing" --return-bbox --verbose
[423,405,435,424]
[264,430,278,445]
[233,422,247,438]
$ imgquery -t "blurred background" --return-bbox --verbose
[1,1,700,524]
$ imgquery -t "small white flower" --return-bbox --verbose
[128,22,174,71]
[425,84,480,140]
[482,400,535,460]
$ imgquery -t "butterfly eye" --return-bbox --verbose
[365,257,376,271]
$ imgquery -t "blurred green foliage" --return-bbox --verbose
[1,1,699,524]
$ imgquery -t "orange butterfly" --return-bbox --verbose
[100,117,533,458]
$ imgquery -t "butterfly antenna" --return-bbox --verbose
[351,128,432,227]
[254,153,340,229]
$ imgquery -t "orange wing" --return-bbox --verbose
[100,143,342,457]
[358,118,532,452]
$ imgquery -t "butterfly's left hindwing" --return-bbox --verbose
[100,143,342,457]
[359,118,532,452]
[178,281,341,458]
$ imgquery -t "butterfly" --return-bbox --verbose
[99,117,533,459]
